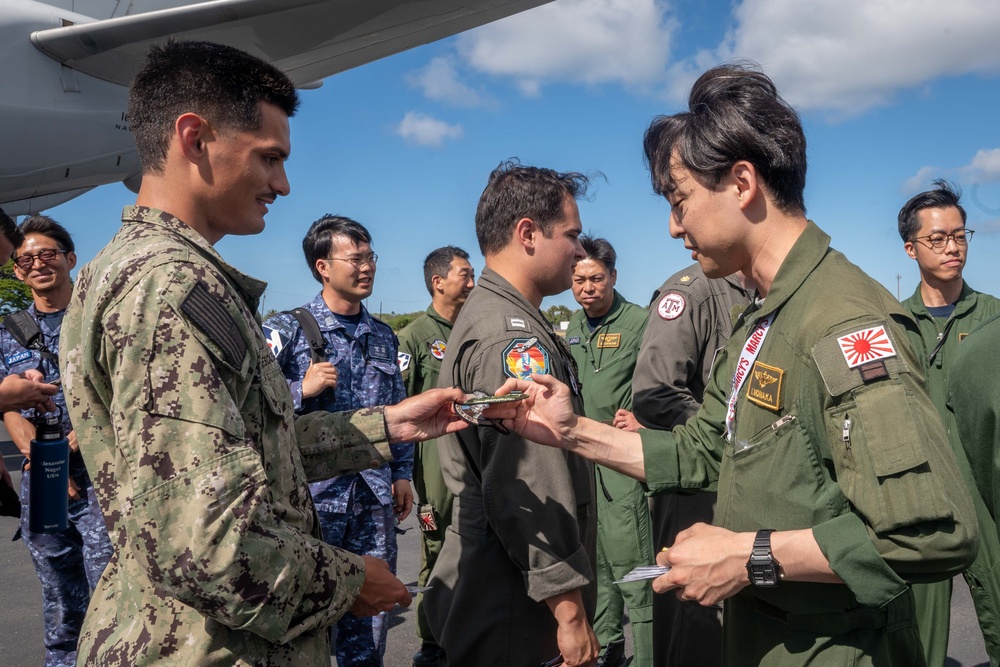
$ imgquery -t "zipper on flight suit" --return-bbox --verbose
[842,417,852,449]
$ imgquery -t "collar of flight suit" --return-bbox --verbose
[476,267,552,331]
[750,220,831,321]
[425,303,454,331]
[903,280,978,321]
[121,205,267,310]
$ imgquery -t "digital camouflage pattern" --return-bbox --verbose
[61,206,397,667]
[0,306,113,666]
[264,297,413,666]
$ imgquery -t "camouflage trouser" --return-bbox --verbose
[19,461,113,667]
[318,483,398,667]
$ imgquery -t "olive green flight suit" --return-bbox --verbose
[949,313,1000,529]
[567,291,653,666]
[903,282,1000,667]
[425,268,597,666]
[639,222,978,666]
[396,305,455,646]
[631,263,752,667]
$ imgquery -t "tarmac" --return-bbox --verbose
[0,432,990,666]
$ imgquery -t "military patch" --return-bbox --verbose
[262,325,289,357]
[502,337,550,380]
[568,336,582,345]
[836,325,897,368]
[858,359,889,383]
[597,333,621,349]
[745,361,783,411]
[5,350,31,366]
[657,292,686,320]
[182,281,247,368]
[429,339,446,360]
[506,316,530,332]
[959,332,969,342]
[397,352,411,372]
[368,343,392,363]
[417,507,438,532]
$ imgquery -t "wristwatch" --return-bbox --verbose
[745,529,782,586]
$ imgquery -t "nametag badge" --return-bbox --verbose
[368,344,392,362]
[596,333,621,349]
[745,361,783,412]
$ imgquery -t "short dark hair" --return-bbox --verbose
[302,215,372,283]
[18,215,75,253]
[423,246,470,295]
[0,208,22,250]
[643,62,807,215]
[897,179,967,241]
[128,40,300,174]
[578,234,616,273]
[475,160,589,256]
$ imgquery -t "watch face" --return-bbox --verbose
[747,560,779,587]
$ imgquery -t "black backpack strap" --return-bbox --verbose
[284,308,326,364]
[2,310,58,363]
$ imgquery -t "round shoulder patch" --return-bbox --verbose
[429,339,447,360]
[657,292,687,320]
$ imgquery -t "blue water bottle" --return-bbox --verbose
[28,408,69,533]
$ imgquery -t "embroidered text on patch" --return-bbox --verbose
[836,325,896,368]
[745,361,783,411]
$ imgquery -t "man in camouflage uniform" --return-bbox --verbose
[263,215,414,666]
[897,181,1000,666]
[395,245,475,667]
[627,262,752,667]
[565,235,652,667]
[500,64,978,666]
[60,41,477,667]
[0,216,113,667]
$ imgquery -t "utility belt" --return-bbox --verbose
[745,589,915,636]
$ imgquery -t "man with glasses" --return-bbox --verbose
[0,215,114,667]
[898,180,1000,667]
[264,215,413,667]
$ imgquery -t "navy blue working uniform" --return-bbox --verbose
[0,306,113,667]
[264,293,413,666]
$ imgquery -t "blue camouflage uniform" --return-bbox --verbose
[264,294,413,666]
[0,305,113,667]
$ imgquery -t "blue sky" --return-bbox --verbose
[47,0,1000,316]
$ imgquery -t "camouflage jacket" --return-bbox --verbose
[61,206,395,667]
[263,296,413,512]
[0,305,71,429]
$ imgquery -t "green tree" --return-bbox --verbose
[543,304,576,326]
[0,261,31,316]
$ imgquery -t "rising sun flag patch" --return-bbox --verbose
[837,325,897,368]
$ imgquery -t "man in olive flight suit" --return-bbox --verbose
[628,262,753,667]
[396,245,475,667]
[425,162,599,667]
[898,180,1000,666]
[498,64,978,667]
[60,41,483,667]
[566,235,652,667]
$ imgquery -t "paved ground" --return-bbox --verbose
[0,434,989,666]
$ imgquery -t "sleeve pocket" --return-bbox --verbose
[831,383,953,534]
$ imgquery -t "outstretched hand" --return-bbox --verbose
[350,555,411,616]
[383,387,521,444]
[493,374,579,449]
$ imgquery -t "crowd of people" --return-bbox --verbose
[1,38,998,667]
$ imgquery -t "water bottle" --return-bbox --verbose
[28,408,69,533]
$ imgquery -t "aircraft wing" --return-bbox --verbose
[31,0,552,87]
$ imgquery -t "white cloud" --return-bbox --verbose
[962,148,1000,184]
[704,0,1000,114]
[406,57,489,107]
[456,0,676,92]
[902,166,941,195]
[394,112,463,148]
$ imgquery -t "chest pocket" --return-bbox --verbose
[718,407,836,532]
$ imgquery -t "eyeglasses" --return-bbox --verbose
[324,253,378,269]
[13,248,68,270]
[912,230,974,251]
